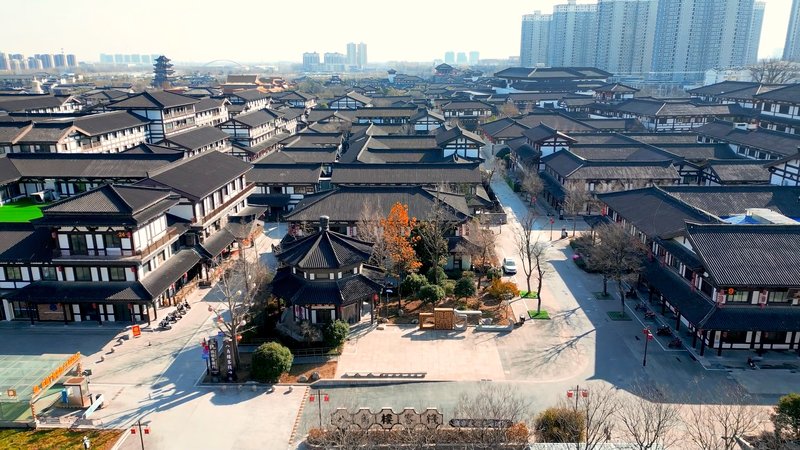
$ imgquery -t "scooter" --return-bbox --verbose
[644,311,656,320]
[159,319,172,330]
[747,357,757,369]
[668,337,682,348]
[183,301,191,310]
[634,303,647,312]
[656,325,672,336]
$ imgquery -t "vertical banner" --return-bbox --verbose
[207,337,220,376]
[222,339,236,382]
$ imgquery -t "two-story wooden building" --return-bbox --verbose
[107,91,199,143]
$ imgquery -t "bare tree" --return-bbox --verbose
[617,387,681,450]
[356,200,389,270]
[588,222,646,312]
[416,190,452,285]
[453,383,533,449]
[562,185,590,237]
[499,101,520,118]
[575,384,622,450]
[466,216,497,290]
[214,245,272,368]
[683,386,767,450]
[750,59,800,84]
[514,211,541,298]
[521,171,544,206]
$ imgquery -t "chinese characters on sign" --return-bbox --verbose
[207,337,219,376]
[222,339,236,382]
[331,407,443,430]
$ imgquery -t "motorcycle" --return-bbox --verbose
[183,301,191,310]
[656,325,672,336]
[668,337,682,348]
[159,319,172,330]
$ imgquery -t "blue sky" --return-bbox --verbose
[0,0,793,63]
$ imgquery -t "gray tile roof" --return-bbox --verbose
[271,266,383,307]
[694,120,800,157]
[331,162,481,185]
[753,83,800,103]
[247,163,322,184]
[0,121,31,144]
[108,91,198,109]
[3,152,182,179]
[661,185,800,218]
[597,187,719,239]
[41,184,179,226]
[0,94,77,113]
[0,223,53,262]
[686,223,800,288]
[285,185,471,223]
[158,126,229,151]
[276,228,373,270]
[227,109,281,128]
[143,151,252,201]
[73,111,149,135]
[705,160,771,183]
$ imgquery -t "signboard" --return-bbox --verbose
[132,325,141,338]
[32,352,81,396]
[332,407,443,430]
[207,337,220,376]
[222,339,236,382]
[449,418,513,428]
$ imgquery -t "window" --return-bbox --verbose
[5,266,22,281]
[74,267,93,281]
[41,266,57,281]
[722,330,748,343]
[761,331,787,344]
[725,290,750,303]
[104,233,122,248]
[11,301,31,319]
[69,234,89,255]
[108,267,126,281]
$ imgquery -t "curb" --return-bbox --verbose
[109,427,132,450]
[309,378,447,389]
[288,385,310,447]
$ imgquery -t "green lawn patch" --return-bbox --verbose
[519,291,539,299]
[0,428,123,450]
[0,198,49,223]
[593,292,614,300]
[607,311,631,321]
[528,310,550,320]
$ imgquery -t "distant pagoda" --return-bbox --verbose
[152,55,175,88]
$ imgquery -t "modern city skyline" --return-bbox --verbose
[0,0,792,64]
[785,0,800,60]
[747,1,767,65]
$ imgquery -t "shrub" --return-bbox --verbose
[419,284,445,304]
[454,276,477,299]
[427,265,447,286]
[322,320,349,348]
[443,279,456,297]
[774,393,800,441]
[534,407,585,443]
[486,266,502,280]
[460,270,476,280]
[487,279,520,300]
[401,273,427,296]
[251,342,293,383]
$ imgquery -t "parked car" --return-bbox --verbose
[502,257,517,275]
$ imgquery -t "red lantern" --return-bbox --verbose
[323,394,329,402]
[130,428,136,435]
[144,427,150,435]
[309,395,315,402]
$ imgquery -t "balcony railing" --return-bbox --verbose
[194,185,254,225]
[137,226,181,258]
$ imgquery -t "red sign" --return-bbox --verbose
[132,325,141,338]
[549,218,555,224]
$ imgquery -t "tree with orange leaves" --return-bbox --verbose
[381,202,421,308]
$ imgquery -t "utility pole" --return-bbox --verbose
[643,327,653,367]
[309,389,329,428]
[566,385,588,410]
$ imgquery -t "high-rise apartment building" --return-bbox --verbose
[469,51,479,65]
[66,54,77,67]
[456,52,467,64]
[346,42,357,66]
[0,53,8,71]
[652,0,754,82]
[785,0,800,61]
[595,0,657,76]
[444,52,455,64]
[520,11,551,67]
[302,52,320,71]
[356,42,367,68]
[53,53,66,68]
[548,0,598,67]
[745,1,765,65]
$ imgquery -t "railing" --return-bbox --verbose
[196,186,254,226]
[137,227,180,258]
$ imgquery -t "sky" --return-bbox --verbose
[0,0,795,64]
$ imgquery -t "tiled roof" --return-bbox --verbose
[73,111,149,135]
[331,162,481,185]
[753,83,800,103]
[159,126,229,151]
[694,120,800,157]
[276,227,373,270]
[230,89,270,102]
[0,223,53,262]
[247,163,322,184]
[285,186,471,223]
[228,109,281,128]
[41,184,179,225]
[705,160,771,183]
[661,185,800,218]
[597,187,719,239]
[143,151,251,201]
[12,281,152,303]
[108,91,198,109]
[686,223,800,288]
[3,152,182,179]
[0,94,76,113]
[271,266,383,306]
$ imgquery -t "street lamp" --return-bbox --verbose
[566,385,588,410]
[384,287,393,320]
[642,327,654,367]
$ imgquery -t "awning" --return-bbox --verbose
[642,261,714,325]
[140,249,202,297]
[198,229,236,259]
[11,281,152,304]
[247,193,292,207]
